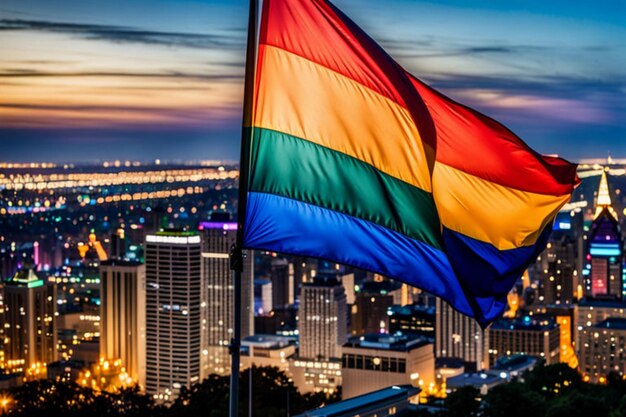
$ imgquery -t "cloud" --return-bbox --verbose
[417,72,626,126]
[0,68,242,82]
[0,18,245,50]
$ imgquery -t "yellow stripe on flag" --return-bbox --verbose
[254,45,432,192]
[433,162,570,250]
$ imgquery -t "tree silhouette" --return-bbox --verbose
[482,382,546,417]
[524,363,582,400]
[443,385,480,417]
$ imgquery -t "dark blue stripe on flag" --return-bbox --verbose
[442,225,552,325]
[244,192,475,318]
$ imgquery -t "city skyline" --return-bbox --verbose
[0,155,625,413]
[1,0,625,162]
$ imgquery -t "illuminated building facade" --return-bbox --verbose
[299,274,347,361]
[388,304,436,338]
[536,235,578,305]
[435,298,489,371]
[577,171,626,381]
[144,232,202,401]
[578,318,626,381]
[240,335,295,374]
[577,299,626,380]
[351,279,402,336]
[291,358,342,394]
[3,266,57,372]
[488,316,560,367]
[254,279,272,315]
[544,305,578,368]
[530,208,584,306]
[99,260,146,388]
[583,172,625,300]
[199,220,253,377]
[270,257,293,310]
[341,334,435,400]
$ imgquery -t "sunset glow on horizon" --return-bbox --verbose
[0,0,624,162]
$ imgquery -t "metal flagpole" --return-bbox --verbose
[230,0,258,416]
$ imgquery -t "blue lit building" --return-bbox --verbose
[583,172,625,301]
[577,171,626,382]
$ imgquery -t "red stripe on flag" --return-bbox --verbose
[410,75,580,196]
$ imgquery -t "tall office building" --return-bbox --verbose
[435,298,489,371]
[530,208,584,306]
[99,260,146,388]
[583,171,624,300]
[299,275,347,360]
[271,257,293,310]
[577,171,626,381]
[536,234,578,305]
[488,316,560,367]
[351,279,402,336]
[254,279,273,315]
[388,304,436,338]
[579,318,626,381]
[3,265,57,372]
[199,220,253,377]
[144,232,202,400]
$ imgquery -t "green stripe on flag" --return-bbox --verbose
[249,128,442,249]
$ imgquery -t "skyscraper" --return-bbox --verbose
[270,257,293,310]
[144,231,202,401]
[583,172,624,300]
[199,220,253,377]
[536,234,578,305]
[435,298,489,371]
[299,274,347,360]
[578,171,626,381]
[579,318,626,381]
[3,265,57,372]
[351,279,403,336]
[99,260,146,388]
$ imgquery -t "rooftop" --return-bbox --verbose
[579,298,626,308]
[5,265,45,288]
[154,229,198,237]
[146,231,200,245]
[388,304,435,316]
[304,274,341,287]
[198,221,237,231]
[243,334,295,348]
[492,354,538,372]
[594,318,626,330]
[100,259,143,267]
[491,316,557,331]
[435,357,465,370]
[294,385,420,417]
[446,372,504,390]
[344,333,431,352]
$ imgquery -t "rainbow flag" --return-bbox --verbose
[242,0,579,325]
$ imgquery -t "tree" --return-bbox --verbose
[443,386,480,417]
[3,380,158,417]
[482,382,545,417]
[525,363,583,400]
[169,366,339,417]
[546,391,609,417]
[610,395,626,417]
